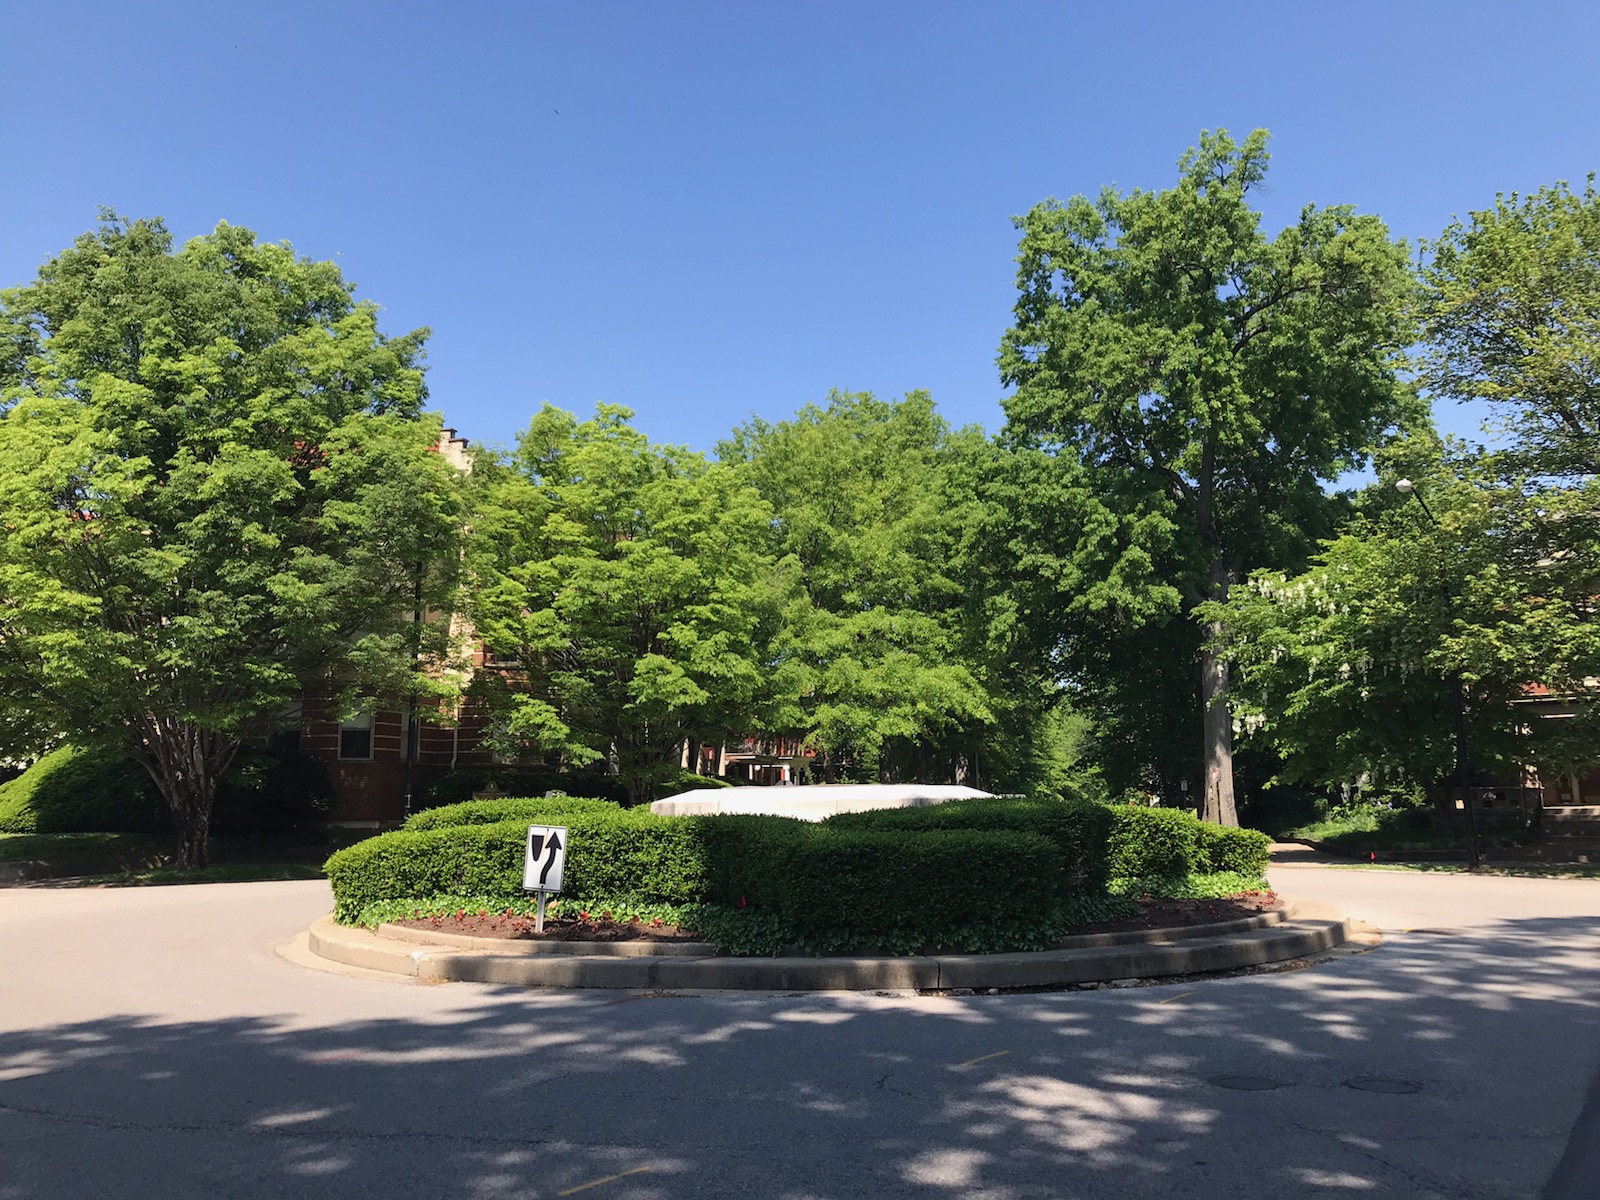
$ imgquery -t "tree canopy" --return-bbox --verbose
[720,391,1002,785]
[466,404,797,804]
[999,129,1417,822]
[0,214,465,865]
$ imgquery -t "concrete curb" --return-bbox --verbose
[307,901,1349,992]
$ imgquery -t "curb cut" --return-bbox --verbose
[307,901,1351,992]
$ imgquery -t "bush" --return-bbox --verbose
[403,795,624,831]
[326,806,814,922]
[325,792,1274,953]
[777,828,1060,953]
[1104,807,1200,879]
[420,766,630,809]
[825,798,1114,893]
[212,748,331,837]
[1195,822,1271,875]
[0,746,168,834]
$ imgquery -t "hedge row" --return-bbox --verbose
[325,796,1268,953]
[826,799,1270,882]
[325,806,1057,953]
[402,795,624,831]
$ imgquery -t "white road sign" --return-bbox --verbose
[522,825,568,893]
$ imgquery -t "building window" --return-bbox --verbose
[339,713,374,761]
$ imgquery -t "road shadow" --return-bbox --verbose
[4,913,1600,1197]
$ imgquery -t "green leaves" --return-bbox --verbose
[0,215,465,864]
[467,405,791,803]
[997,129,1416,807]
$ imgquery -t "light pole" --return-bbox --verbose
[1395,478,1482,868]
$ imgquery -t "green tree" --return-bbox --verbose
[467,404,797,805]
[0,215,465,867]
[998,129,1416,823]
[720,391,996,783]
[1220,179,1600,795]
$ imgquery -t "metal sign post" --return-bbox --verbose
[523,825,568,933]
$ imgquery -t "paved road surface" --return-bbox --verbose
[3,867,1599,1198]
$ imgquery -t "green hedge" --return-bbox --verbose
[1195,821,1272,875]
[825,798,1114,893]
[325,794,1271,952]
[0,746,168,834]
[402,795,624,831]
[325,806,812,922]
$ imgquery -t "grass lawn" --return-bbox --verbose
[0,831,172,863]
[0,830,331,885]
[64,861,328,886]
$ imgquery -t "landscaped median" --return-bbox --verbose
[310,794,1350,988]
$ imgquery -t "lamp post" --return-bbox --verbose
[1395,478,1482,868]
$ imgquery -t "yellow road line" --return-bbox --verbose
[955,1050,1010,1069]
[558,1166,651,1196]
[1156,991,1197,1005]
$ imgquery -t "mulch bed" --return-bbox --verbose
[1070,891,1282,936]
[391,910,705,942]
[389,890,1281,945]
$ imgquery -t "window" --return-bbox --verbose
[339,713,374,761]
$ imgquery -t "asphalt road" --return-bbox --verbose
[3,866,1599,1199]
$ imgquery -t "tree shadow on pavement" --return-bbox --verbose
[3,915,1600,1198]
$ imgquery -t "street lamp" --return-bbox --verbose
[1395,478,1482,868]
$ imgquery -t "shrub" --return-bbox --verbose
[1104,807,1200,879]
[777,828,1060,952]
[825,798,1114,893]
[403,795,624,831]
[324,808,1058,951]
[420,766,630,809]
[325,792,1274,952]
[1194,823,1271,875]
[0,746,168,834]
[325,808,814,922]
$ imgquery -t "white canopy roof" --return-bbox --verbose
[649,783,992,822]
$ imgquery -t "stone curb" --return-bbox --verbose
[307,902,1348,992]
[371,907,1288,958]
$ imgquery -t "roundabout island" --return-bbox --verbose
[313,789,1354,991]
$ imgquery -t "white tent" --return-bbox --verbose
[649,783,993,822]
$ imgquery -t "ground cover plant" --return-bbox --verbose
[326,795,1271,955]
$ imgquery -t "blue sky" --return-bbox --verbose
[5,1,1598,459]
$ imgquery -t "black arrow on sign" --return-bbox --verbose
[540,831,563,887]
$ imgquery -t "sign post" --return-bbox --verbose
[522,825,568,933]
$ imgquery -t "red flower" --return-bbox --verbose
[737,895,748,909]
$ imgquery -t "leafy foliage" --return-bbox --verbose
[327,795,1266,955]
[0,745,166,833]
[0,214,466,866]
[998,129,1417,821]
[720,391,1010,785]
[402,794,626,831]
[467,405,796,804]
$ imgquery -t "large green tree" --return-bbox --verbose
[998,130,1416,823]
[0,215,466,866]
[467,404,798,804]
[720,391,998,784]
[1218,178,1600,793]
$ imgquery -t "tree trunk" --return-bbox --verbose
[132,717,239,870]
[1200,559,1239,827]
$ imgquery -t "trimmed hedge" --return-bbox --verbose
[324,793,1271,952]
[1195,821,1272,876]
[825,798,1114,893]
[325,806,812,922]
[403,795,624,831]
[0,746,168,834]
